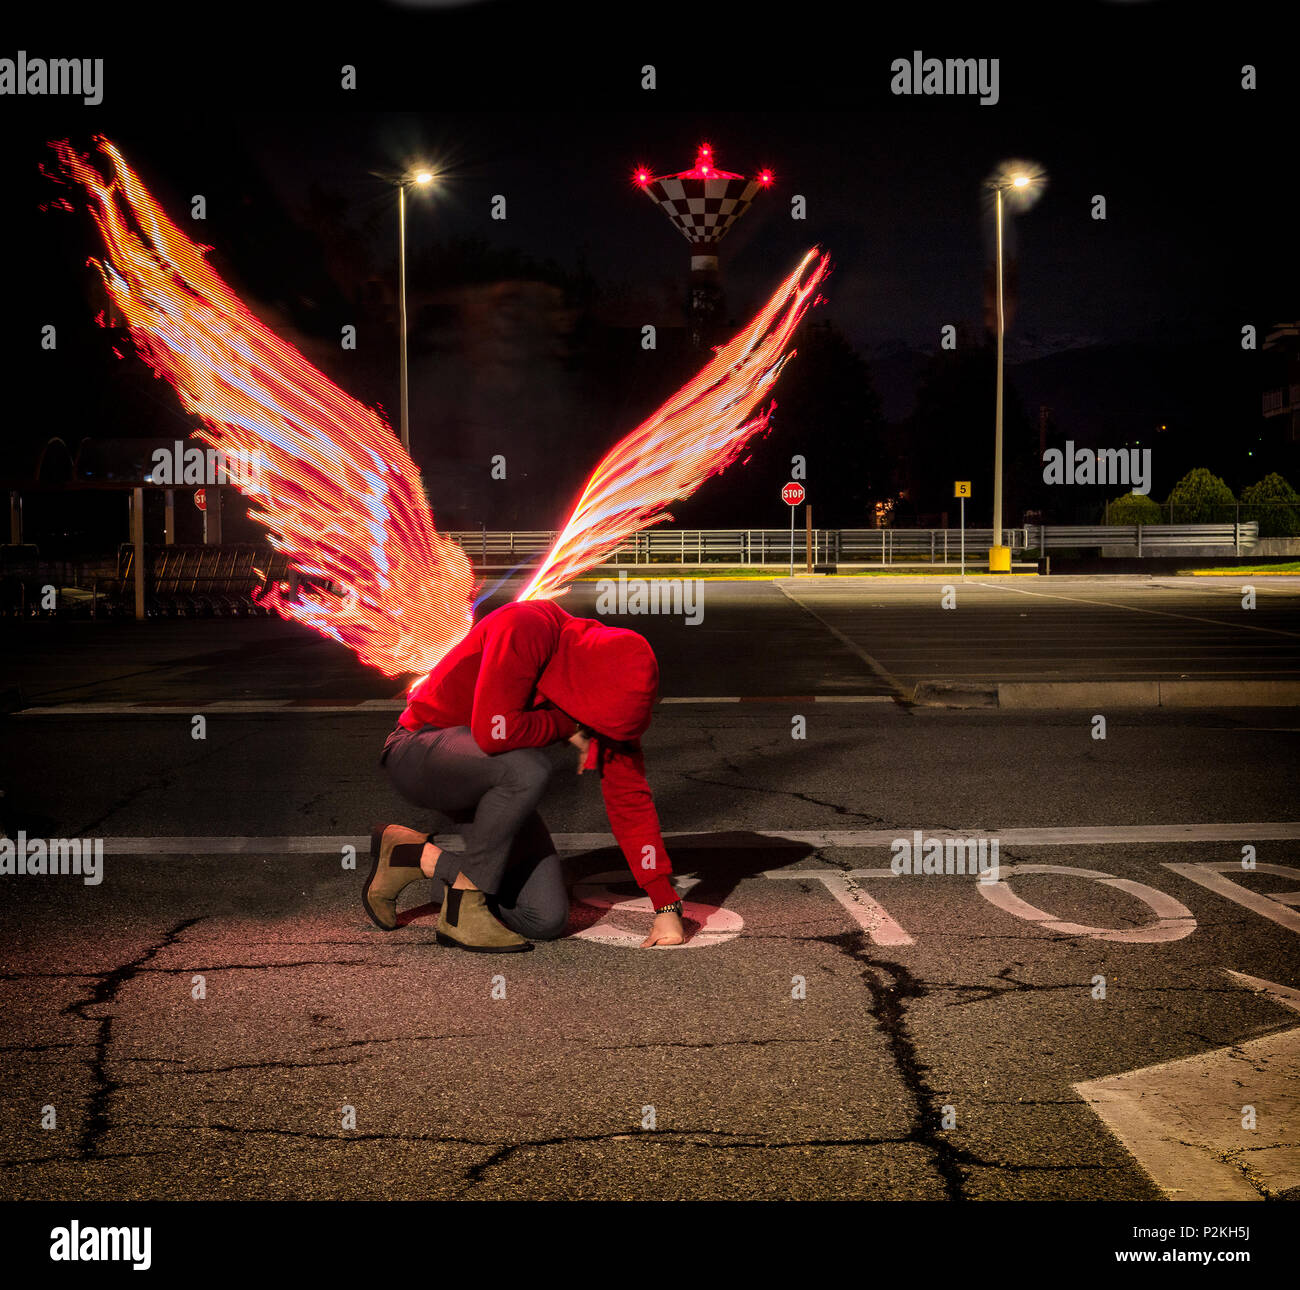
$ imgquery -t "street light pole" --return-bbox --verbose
[985,166,1041,573]
[385,167,435,457]
[992,183,1005,557]
[398,180,410,455]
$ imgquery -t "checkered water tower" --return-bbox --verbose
[634,143,773,348]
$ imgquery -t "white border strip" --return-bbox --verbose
[16,696,894,715]
[95,822,1300,856]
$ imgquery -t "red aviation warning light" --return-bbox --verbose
[636,142,767,239]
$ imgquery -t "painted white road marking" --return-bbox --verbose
[1075,971,1300,1200]
[17,696,892,715]
[1163,862,1300,935]
[94,821,1300,855]
[763,867,913,945]
[977,864,1197,943]
[968,579,1300,639]
[569,871,742,949]
[1154,579,1298,598]
[659,695,894,704]
[774,582,910,698]
[16,701,406,714]
[1222,970,1300,1012]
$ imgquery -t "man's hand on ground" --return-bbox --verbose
[567,728,591,772]
[641,910,685,947]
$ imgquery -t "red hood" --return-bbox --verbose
[535,616,659,742]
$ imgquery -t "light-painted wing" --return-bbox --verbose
[46,137,474,677]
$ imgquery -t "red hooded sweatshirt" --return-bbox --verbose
[398,600,677,908]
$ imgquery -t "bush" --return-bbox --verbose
[1239,473,1300,537]
[1105,492,1163,525]
[1165,468,1236,524]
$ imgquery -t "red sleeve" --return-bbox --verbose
[470,611,578,753]
[598,741,678,909]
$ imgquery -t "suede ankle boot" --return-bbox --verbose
[363,824,430,930]
[435,886,531,952]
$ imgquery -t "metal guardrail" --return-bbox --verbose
[448,530,845,565]
[840,529,1024,562]
[3,523,1268,619]
[448,523,1261,566]
[1024,523,1257,555]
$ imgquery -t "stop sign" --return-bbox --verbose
[194,488,206,511]
[782,482,805,506]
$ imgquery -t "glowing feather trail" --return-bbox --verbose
[44,136,473,677]
[46,136,829,675]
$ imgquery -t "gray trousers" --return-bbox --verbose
[380,724,569,940]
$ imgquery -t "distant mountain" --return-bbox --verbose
[864,336,1250,451]
[864,339,931,424]
[1006,340,1232,444]
[1006,330,1107,363]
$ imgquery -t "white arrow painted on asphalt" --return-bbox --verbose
[1074,970,1300,1200]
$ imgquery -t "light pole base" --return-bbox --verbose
[987,545,1011,573]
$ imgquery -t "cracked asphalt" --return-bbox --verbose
[1,583,1298,1200]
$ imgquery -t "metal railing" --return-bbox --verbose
[4,524,1270,619]
[448,529,845,565]
[840,528,1025,562]
[1025,522,1258,555]
[447,522,1262,567]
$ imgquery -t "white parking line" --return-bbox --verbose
[968,580,1300,639]
[14,701,405,715]
[16,697,893,715]
[1074,969,1300,1201]
[95,822,1300,855]
[774,583,910,698]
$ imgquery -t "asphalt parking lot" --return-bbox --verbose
[1,577,1297,1201]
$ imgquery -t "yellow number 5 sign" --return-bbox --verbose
[954,481,972,498]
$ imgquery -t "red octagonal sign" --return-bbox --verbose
[781,482,805,506]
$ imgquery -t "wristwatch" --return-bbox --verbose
[654,899,683,916]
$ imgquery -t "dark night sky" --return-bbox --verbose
[227,105,1222,354]
[3,0,1293,533]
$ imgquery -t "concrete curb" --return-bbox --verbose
[909,681,1000,708]
[912,679,1300,708]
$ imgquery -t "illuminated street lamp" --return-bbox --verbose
[985,161,1045,572]
[396,168,436,454]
